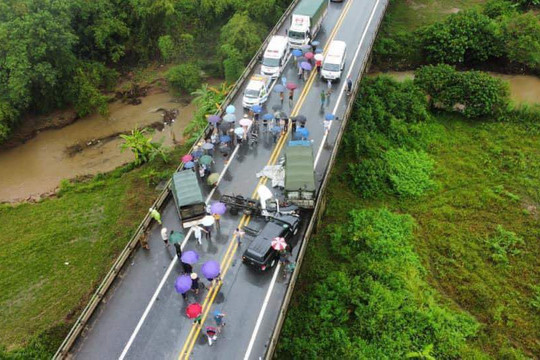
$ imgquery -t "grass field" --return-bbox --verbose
[0,145,188,356]
[283,113,540,358]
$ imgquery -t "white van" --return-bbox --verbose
[242,75,272,108]
[321,40,347,81]
[261,36,289,78]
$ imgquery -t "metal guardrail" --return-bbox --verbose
[52,1,301,358]
[264,0,391,357]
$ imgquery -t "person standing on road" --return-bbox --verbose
[320,90,326,108]
[181,261,192,274]
[213,310,226,332]
[316,59,322,74]
[323,119,331,135]
[193,225,207,245]
[149,207,162,224]
[279,91,284,104]
[326,79,332,97]
[204,225,212,241]
[213,213,221,230]
[234,227,245,246]
[160,226,169,247]
[281,76,287,88]
[346,75,353,94]
[174,242,182,259]
[288,89,294,108]
[297,66,303,80]
[206,326,218,346]
[191,272,200,295]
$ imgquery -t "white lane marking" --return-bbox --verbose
[314,0,381,167]
[243,1,382,359]
[243,263,281,360]
[119,142,240,360]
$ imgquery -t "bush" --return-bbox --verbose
[501,12,540,71]
[385,148,435,197]
[373,30,422,69]
[419,10,503,65]
[484,0,518,19]
[220,44,244,82]
[346,158,389,199]
[414,64,510,118]
[158,35,175,62]
[178,34,195,60]
[166,63,201,94]
[485,225,524,264]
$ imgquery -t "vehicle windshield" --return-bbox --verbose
[262,57,280,67]
[245,89,259,98]
[323,62,340,71]
[288,30,305,40]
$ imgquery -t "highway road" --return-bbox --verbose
[70,0,388,358]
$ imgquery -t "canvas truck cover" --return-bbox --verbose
[294,0,327,19]
[285,142,315,192]
[172,170,204,207]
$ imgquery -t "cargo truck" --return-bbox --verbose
[284,141,316,208]
[287,0,328,48]
[171,170,207,228]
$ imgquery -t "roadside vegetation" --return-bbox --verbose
[0,0,291,143]
[373,0,540,73]
[277,74,540,358]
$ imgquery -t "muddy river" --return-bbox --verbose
[371,71,540,104]
[0,91,195,202]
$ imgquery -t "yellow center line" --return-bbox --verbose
[179,2,355,357]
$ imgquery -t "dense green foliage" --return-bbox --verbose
[119,128,169,165]
[373,0,540,73]
[166,62,202,94]
[414,64,509,118]
[278,209,479,359]
[0,0,291,143]
[278,75,540,358]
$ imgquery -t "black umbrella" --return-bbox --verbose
[277,111,288,119]
[219,122,232,133]
[271,104,282,111]
[294,115,307,123]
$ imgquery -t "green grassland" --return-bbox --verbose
[0,145,188,357]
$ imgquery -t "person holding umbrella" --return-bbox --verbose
[175,274,192,300]
[190,272,200,295]
[201,260,221,285]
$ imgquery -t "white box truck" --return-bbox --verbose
[287,0,328,48]
[260,35,290,78]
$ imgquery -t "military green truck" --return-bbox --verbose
[284,141,316,209]
[171,170,206,228]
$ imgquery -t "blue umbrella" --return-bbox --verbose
[315,48,323,54]
[220,135,231,143]
[273,84,285,93]
[325,113,335,121]
[208,115,220,124]
[223,113,236,123]
[226,105,235,114]
[295,127,309,139]
[184,161,195,169]
[251,105,262,114]
[271,125,282,134]
[300,62,312,71]
[311,40,320,47]
[292,49,302,57]
[202,142,214,150]
[262,113,273,121]
[192,149,203,158]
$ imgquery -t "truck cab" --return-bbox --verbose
[288,14,311,48]
[242,214,301,272]
[287,0,328,48]
[261,35,289,79]
[171,170,206,228]
[242,75,271,108]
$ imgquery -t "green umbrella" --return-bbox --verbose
[199,155,213,166]
[207,173,219,186]
[170,231,185,244]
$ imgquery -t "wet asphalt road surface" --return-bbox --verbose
[71,0,388,359]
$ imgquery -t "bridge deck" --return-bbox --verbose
[70,0,388,358]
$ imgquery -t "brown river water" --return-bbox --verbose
[0,91,195,203]
[372,71,540,104]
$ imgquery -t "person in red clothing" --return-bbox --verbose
[316,59,322,74]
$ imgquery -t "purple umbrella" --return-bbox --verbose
[300,62,312,71]
[175,274,192,294]
[181,250,199,264]
[210,202,227,215]
[201,260,220,279]
[208,115,221,124]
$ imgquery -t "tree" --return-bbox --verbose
[158,35,175,62]
[119,128,168,165]
[219,12,266,63]
[166,63,202,94]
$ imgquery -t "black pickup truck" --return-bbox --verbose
[242,214,301,271]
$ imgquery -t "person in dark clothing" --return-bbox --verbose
[346,75,353,94]
[291,118,297,136]
[181,261,192,274]
[205,225,212,240]
[191,272,200,294]
[174,242,182,259]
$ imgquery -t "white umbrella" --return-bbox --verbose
[201,215,215,226]
[234,127,244,136]
[223,113,236,123]
[314,53,324,61]
[239,118,253,127]
[271,237,287,251]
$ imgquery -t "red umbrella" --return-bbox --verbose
[182,154,193,163]
[304,52,314,59]
[286,83,297,90]
[186,303,203,319]
[271,237,287,251]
